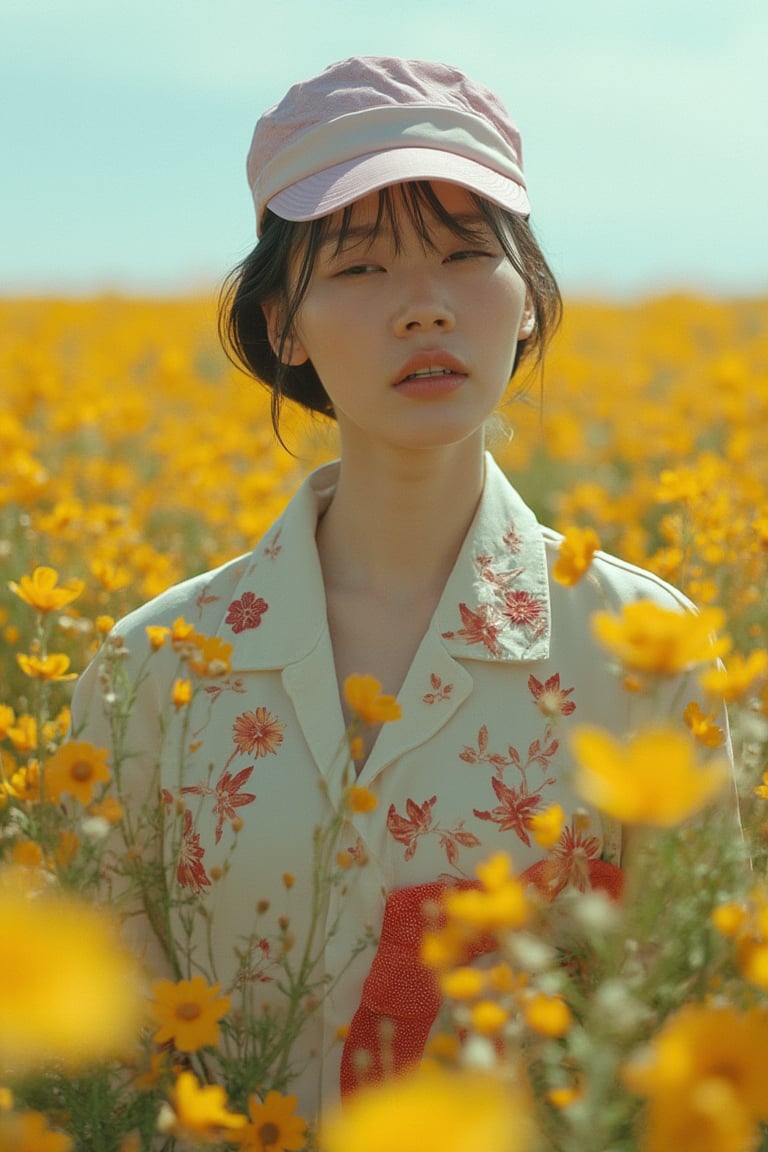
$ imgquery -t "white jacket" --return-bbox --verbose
[72,453,726,1117]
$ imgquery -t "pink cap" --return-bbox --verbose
[247,56,530,236]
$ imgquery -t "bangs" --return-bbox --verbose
[313,181,496,257]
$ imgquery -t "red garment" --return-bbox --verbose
[340,861,624,1095]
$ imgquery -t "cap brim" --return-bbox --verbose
[264,147,530,228]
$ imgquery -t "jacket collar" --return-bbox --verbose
[219,453,551,672]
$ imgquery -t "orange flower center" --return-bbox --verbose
[258,1122,280,1147]
[175,1001,202,1021]
[70,760,94,782]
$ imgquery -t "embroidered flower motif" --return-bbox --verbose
[176,809,211,894]
[387,796,438,860]
[473,777,549,847]
[227,707,285,766]
[386,797,480,867]
[503,522,523,552]
[183,766,257,844]
[501,590,546,629]
[264,527,283,560]
[225,591,269,634]
[541,825,602,896]
[528,673,576,719]
[195,585,221,619]
[475,554,524,590]
[423,673,454,705]
[459,725,511,771]
[442,602,505,656]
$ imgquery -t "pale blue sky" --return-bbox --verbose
[2,0,766,296]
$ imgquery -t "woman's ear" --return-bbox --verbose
[518,296,536,341]
[261,300,309,366]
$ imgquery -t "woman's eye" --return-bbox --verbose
[336,263,382,277]
[446,249,491,263]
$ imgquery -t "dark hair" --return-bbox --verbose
[218,181,562,444]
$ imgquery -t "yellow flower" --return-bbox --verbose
[623,1004,768,1151]
[7,714,37,755]
[150,976,230,1052]
[10,839,44,869]
[347,785,378,813]
[591,601,729,676]
[8,566,85,614]
[187,632,233,678]
[237,1090,307,1151]
[552,525,600,586]
[146,625,171,650]
[682,701,725,748]
[88,794,124,824]
[169,616,197,651]
[0,869,141,1072]
[343,674,402,725]
[439,966,486,1001]
[0,706,15,740]
[571,725,728,826]
[527,803,566,848]
[16,652,78,682]
[444,860,531,934]
[0,1110,73,1152]
[172,678,192,709]
[43,741,110,805]
[159,1070,246,1141]
[699,649,768,702]
[95,614,115,635]
[523,993,572,1038]
[320,1066,533,1152]
[470,999,509,1035]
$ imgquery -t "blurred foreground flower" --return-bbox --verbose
[571,726,728,826]
[552,525,600,587]
[623,1004,768,1152]
[0,869,142,1073]
[344,674,402,725]
[157,1070,246,1143]
[321,1066,534,1152]
[0,1109,73,1152]
[591,600,728,676]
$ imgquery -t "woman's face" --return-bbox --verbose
[263,182,534,457]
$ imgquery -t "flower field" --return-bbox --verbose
[2,292,768,1151]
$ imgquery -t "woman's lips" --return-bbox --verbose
[393,351,468,398]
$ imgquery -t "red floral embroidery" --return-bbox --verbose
[263,527,282,561]
[475,554,524,590]
[539,825,602,896]
[235,937,275,987]
[226,707,285,767]
[442,602,504,656]
[387,797,480,867]
[182,765,257,843]
[195,585,221,620]
[459,724,511,770]
[176,809,210,894]
[501,589,546,629]
[460,726,559,775]
[203,677,248,702]
[503,523,523,553]
[225,591,269,634]
[528,673,576,718]
[422,673,453,705]
[473,776,547,847]
[387,796,438,860]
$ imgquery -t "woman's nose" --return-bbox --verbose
[392,277,456,336]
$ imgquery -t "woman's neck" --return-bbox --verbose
[316,437,486,603]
